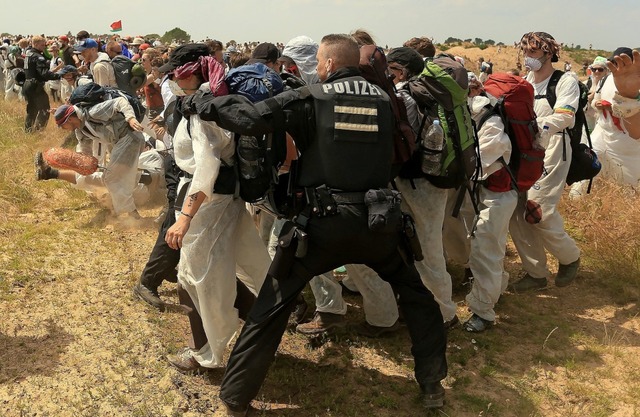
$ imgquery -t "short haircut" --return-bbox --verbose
[106,41,121,55]
[76,30,89,41]
[403,37,435,58]
[229,52,250,69]
[31,35,45,45]
[320,34,360,68]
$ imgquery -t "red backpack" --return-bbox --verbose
[479,73,545,192]
[358,45,417,173]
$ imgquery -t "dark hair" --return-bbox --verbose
[403,37,436,58]
[76,30,90,41]
[229,52,250,68]
[206,39,224,55]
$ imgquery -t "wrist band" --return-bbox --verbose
[611,92,640,119]
[180,211,194,219]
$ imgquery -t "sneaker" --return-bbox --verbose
[508,274,547,292]
[421,381,445,409]
[296,311,346,335]
[133,283,164,310]
[355,319,400,338]
[166,348,205,374]
[555,258,580,287]
[443,315,460,330]
[463,313,494,333]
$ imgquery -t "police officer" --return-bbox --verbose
[185,33,448,416]
[23,36,60,132]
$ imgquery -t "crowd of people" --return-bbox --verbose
[1,28,639,416]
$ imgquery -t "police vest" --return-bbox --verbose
[298,76,394,191]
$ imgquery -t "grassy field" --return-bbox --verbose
[0,94,639,417]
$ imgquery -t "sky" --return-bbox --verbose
[2,0,639,52]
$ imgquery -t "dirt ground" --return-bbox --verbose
[1,43,638,417]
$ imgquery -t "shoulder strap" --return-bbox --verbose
[595,73,609,94]
[536,69,564,109]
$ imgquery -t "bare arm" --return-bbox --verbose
[607,50,640,139]
[165,191,206,250]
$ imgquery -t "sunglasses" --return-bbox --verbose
[592,67,606,72]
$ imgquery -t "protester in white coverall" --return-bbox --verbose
[509,32,581,292]
[390,47,460,327]
[35,98,145,218]
[588,48,640,188]
[163,47,269,371]
[458,87,517,332]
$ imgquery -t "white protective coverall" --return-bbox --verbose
[460,95,517,322]
[589,75,640,187]
[73,97,144,215]
[509,71,581,279]
[173,111,270,368]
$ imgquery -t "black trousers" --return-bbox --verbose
[23,81,50,133]
[140,155,182,290]
[219,203,448,408]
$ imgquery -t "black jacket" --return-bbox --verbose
[24,47,60,83]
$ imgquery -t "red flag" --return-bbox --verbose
[110,20,122,32]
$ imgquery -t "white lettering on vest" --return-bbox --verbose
[322,84,333,94]
[334,82,345,93]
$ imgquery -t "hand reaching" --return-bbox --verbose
[607,50,640,98]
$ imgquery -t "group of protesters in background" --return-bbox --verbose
[2,28,639,416]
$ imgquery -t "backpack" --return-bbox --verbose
[402,54,480,217]
[541,70,601,190]
[403,55,478,188]
[110,55,145,95]
[224,64,287,204]
[485,62,494,75]
[358,44,417,173]
[225,62,284,103]
[69,82,145,122]
[479,73,545,192]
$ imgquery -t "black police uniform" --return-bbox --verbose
[188,67,447,411]
[23,47,60,132]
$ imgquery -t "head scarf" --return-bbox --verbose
[519,32,560,63]
[173,55,228,96]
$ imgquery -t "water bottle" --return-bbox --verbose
[421,119,445,175]
[537,125,551,150]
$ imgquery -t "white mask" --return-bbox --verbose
[524,56,545,72]
[168,79,188,96]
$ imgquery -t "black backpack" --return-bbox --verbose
[541,70,601,191]
[110,55,144,96]
[69,82,145,122]
[224,65,287,204]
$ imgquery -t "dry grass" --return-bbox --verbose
[0,95,639,417]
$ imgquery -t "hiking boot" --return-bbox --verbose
[354,319,401,338]
[290,295,309,325]
[555,258,580,287]
[463,314,494,333]
[296,311,346,335]
[444,314,460,330]
[34,151,58,181]
[166,348,205,374]
[133,282,164,311]
[508,274,547,292]
[421,381,445,409]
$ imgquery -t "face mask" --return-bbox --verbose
[524,56,546,72]
[168,79,188,96]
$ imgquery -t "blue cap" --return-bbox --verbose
[75,38,98,52]
[58,65,78,75]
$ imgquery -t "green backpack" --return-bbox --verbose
[402,55,478,188]
[400,54,479,216]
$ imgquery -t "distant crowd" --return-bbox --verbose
[2,28,639,417]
